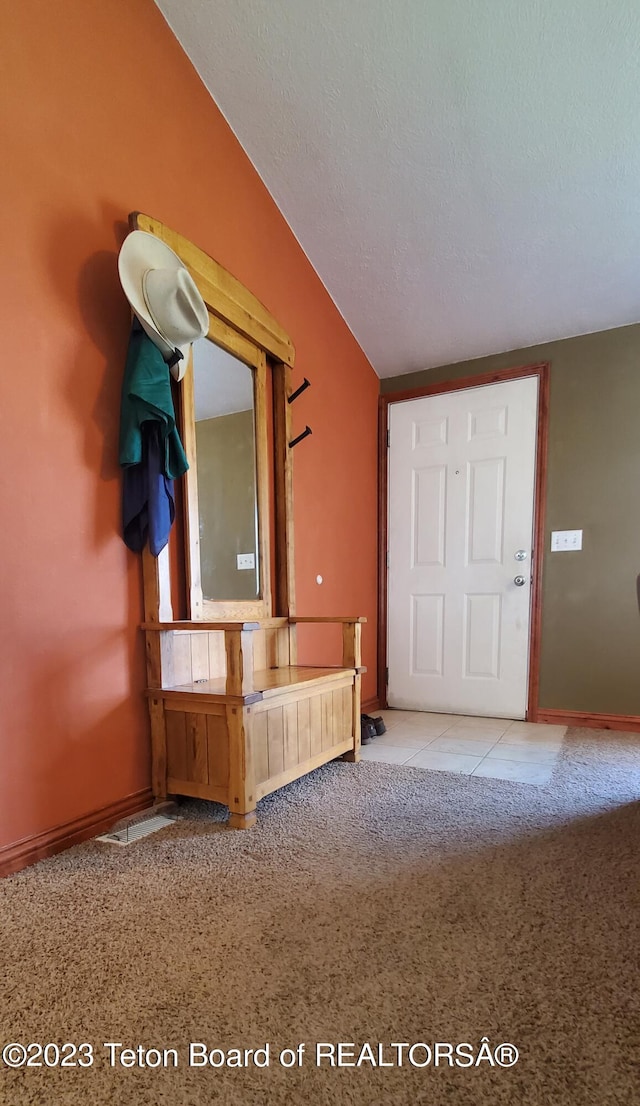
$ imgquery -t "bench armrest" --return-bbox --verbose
[287,616,366,624]
[286,616,365,668]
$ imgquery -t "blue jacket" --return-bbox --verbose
[119,321,188,555]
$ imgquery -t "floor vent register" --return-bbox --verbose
[95,811,176,846]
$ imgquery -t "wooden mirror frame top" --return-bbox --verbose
[129,212,296,625]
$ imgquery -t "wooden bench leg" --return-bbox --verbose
[342,673,362,762]
[228,811,258,829]
[149,698,168,800]
[226,705,257,829]
[342,624,362,763]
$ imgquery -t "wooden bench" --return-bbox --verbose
[144,617,365,827]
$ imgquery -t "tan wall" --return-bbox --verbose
[195,411,257,601]
[381,324,640,716]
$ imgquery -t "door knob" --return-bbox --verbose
[514,575,527,587]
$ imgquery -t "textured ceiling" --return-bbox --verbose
[156,0,640,377]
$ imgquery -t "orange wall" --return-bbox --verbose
[0,0,378,856]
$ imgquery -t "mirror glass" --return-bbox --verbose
[192,338,260,601]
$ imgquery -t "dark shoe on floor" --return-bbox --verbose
[362,713,387,735]
[360,718,377,744]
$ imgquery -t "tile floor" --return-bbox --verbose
[360,709,567,786]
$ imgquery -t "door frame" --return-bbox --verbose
[378,362,550,720]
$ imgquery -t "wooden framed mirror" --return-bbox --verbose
[129,212,296,624]
[182,337,271,620]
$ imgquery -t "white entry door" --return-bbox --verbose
[387,376,538,719]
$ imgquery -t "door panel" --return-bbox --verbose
[413,465,446,566]
[463,592,501,678]
[467,456,505,564]
[412,594,445,675]
[388,377,538,718]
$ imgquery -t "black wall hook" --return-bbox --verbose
[288,377,311,404]
[289,425,312,449]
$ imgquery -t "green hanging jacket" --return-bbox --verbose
[118,322,189,479]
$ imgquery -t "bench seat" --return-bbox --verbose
[148,665,357,706]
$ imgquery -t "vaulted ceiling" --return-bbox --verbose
[156,0,640,377]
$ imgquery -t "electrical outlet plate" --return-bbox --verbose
[237,552,255,570]
[550,529,582,551]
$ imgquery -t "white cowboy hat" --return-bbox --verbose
[118,230,209,381]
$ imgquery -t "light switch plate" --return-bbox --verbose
[237,553,255,570]
[551,529,582,551]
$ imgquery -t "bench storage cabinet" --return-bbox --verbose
[145,618,364,828]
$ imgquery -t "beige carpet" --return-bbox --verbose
[1,727,639,1105]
